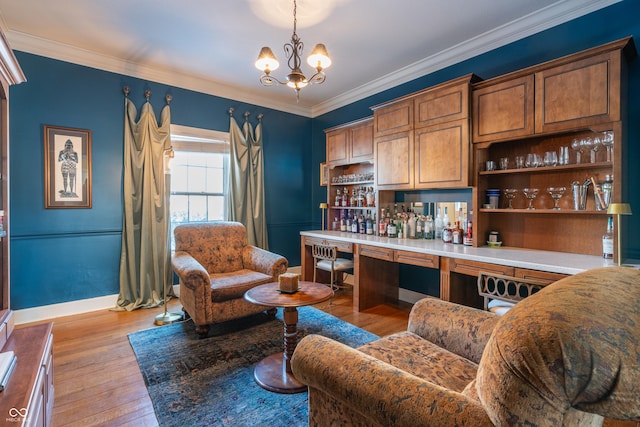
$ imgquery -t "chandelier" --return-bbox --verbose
[254,0,332,100]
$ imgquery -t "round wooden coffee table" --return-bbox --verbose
[244,281,333,393]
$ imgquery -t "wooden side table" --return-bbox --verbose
[244,281,333,393]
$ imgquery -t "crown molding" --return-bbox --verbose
[4,0,620,118]
[310,0,621,117]
[0,29,25,87]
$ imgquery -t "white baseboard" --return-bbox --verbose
[398,288,429,305]
[14,285,180,325]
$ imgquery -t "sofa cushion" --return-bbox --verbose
[209,269,272,302]
[358,331,478,392]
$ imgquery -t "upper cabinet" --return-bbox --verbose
[472,38,633,144]
[326,117,374,166]
[472,75,534,142]
[372,74,478,190]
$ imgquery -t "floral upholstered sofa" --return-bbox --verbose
[172,221,288,338]
[291,267,640,426]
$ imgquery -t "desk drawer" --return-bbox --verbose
[359,245,394,261]
[394,250,439,268]
[304,236,353,253]
[514,268,568,284]
[449,258,514,277]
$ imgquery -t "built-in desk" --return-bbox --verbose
[301,230,615,311]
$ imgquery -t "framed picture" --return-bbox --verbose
[43,125,92,209]
[320,162,328,186]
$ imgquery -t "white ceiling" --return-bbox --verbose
[0,0,619,117]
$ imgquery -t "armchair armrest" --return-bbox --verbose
[171,251,211,292]
[242,246,288,279]
[408,298,499,364]
[291,334,492,427]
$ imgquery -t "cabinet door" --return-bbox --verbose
[373,99,413,137]
[414,82,468,128]
[415,119,470,189]
[472,75,534,142]
[326,128,349,165]
[349,119,374,163]
[535,51,620,133]
[375,132,414,190]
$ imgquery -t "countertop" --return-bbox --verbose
[300,230,631,275]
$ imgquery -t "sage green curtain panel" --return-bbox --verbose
[228,113,268,249]
[116,97,173,311]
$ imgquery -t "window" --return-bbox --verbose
[169,125,230,249]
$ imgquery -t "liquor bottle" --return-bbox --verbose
[359,214,366,234]
[352,213,359,233]
[463,216,473,246]
[434,207,444,239]
[378,208,386,236]
[415,215,424,239]
[344,214,351,232]
[442,222,453,243]
[425,215,434,239]
[366,212,374,235]
[342,188,349,207]
[335,189,341,207]
[452,224,461,244]
[603,216,614,259]
[387,214,397,238]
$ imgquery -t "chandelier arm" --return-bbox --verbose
[259,73,287,86]
[307,70,326,85]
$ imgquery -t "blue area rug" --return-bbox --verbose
[128,306,378,427]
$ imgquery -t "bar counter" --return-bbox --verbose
[300,230,621,311]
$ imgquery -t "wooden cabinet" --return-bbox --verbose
[373,74,477,190]
[325,117,376,230]
[472,75,534,143]
[373,99,413,137]
[374,132,413,190]
[415,120,469,188]
[473,38,632,143]
[472,38,633,258]
[0,323,54,427]
[326,117,374,165]
[535,49,624,133]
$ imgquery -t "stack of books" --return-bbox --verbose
[0,351,17,392]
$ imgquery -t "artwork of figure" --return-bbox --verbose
[58,139,79,197]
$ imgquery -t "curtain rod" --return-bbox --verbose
[122,86,172,104]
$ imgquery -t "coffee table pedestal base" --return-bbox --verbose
[253,352,307,394]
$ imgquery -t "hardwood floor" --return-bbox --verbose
[19,285,411,427]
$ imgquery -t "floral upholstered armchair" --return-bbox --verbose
[172,221,288,338]
[292,267,640,426]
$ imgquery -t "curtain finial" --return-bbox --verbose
[257,113,264,122]
[145,90,151,102]
[165,94,172,105]
[244,112,250,122]
[228,107,234,116]
[123,86,130,97]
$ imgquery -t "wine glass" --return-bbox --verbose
[571,138,583,164]
[590,135,601,163]
[547,186,566,210]
[581,137,594,163]
[601,131,614,162]
[522,188,539,210]
[504,188,518,209]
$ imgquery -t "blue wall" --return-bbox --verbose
[8,0,640,309]
[9,53,312,309]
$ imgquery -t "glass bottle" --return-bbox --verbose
[434,207,444,240]
[603,216,614,259]
[342,188,349,207]
[442,222,453,243]
[335,188,341,207]
[378,208,387,237]
[425,215,434,239]
[366,212,374,235]
[463,216,473,246]
[415,215,424,239]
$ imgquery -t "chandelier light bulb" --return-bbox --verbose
[307,44,331,70]
[255,47,280,72]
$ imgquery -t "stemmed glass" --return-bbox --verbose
[581,137,594,163]
[547,187,566,210]
[589,135,601,163]
[522,188,539,210]
[601,131,614,162]
[571,138,584,164]
[504,188,518,209]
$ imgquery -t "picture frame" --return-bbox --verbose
[320,162,328,186]
[43,125,92,209]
